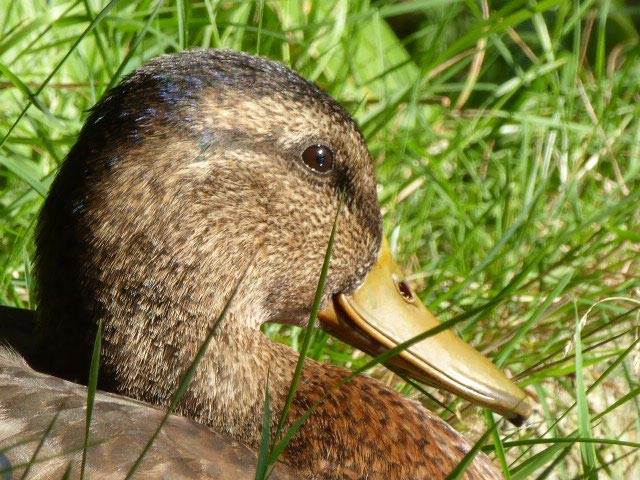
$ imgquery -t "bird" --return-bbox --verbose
[0,49,531,479]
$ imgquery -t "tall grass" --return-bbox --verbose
[1,0,638,478]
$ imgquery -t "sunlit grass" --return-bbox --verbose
[1,0,638,478]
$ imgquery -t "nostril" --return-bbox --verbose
[394,275,415,303]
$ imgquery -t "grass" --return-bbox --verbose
[1,0,639,478]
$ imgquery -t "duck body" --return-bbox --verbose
[0,338,499,479]
[0,49,530,478]
[0,347,298,479]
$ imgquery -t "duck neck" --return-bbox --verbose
[179,322,301,447]
[100,302,300,451]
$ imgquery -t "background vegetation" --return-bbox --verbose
[1,0,638,478]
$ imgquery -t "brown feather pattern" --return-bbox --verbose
[0,50,505,478]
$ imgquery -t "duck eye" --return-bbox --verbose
[301,145,334,174]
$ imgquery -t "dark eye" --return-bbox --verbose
[301,145,334,174]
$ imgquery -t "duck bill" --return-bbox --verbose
[318,238,531,425]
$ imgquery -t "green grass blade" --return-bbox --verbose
[446,421,498,480]
[485,410,510,479]
[270,193,344,448]
[255,371,271,480]
[80,319,102,480]
[574,304,597,479]
[511,443,570,480]
[61,463,73,480]
[20,409,61,479]
[268,193,344,466]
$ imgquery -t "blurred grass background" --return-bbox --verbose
[1,0,638,478]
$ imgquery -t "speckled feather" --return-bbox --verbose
[8,50,505,478]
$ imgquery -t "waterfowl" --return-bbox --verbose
[0,49,531,479]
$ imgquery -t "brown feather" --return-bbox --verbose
[0,50,505,478]
[0,346,297,479]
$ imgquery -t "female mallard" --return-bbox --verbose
[0,49,530,479]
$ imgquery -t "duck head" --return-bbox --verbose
[34,49,529,428]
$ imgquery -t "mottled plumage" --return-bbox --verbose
[0,50,525,478]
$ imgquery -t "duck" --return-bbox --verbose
[0,49,531,479]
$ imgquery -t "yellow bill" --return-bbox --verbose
[318,238,531,425]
